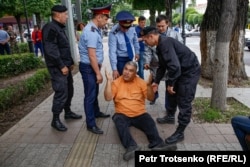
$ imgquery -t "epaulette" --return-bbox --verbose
[113,28,119,35]
[91,26,96,32]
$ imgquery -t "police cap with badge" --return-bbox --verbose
[91,4,112,18]
[116,11,135,29]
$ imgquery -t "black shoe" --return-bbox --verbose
[165,131,184,144]
[64,111,82,119]
[95,112,110,118]
[51,119,67,131]
[87,126,103,134]
[151,142,177,151]
[123,146,141,161]
[156,115,175,124]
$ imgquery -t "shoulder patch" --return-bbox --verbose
[91,26,96,32]
[113,28,119,35]
[47,29,57,42]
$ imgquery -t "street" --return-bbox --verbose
[186,36,250,68]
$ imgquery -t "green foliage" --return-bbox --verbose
[193,97,250,123]
[18,43,29,53]
[0,68,50,112]
[0,54,44,78]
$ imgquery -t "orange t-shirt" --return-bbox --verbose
[111,76,147,117]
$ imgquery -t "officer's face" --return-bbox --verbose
[122,64,137,82]
[142,34,156,47]
[156,20,168,33]
[98,15,109,28]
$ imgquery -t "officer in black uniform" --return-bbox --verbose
[42,5,82,132]
[141,26,201,144]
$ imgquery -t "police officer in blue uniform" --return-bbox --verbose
[78,4,111,134]
[108,11,140,79]
[42,5,82,132]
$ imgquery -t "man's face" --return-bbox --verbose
[142,34,155,47]
[138,20,146,28]
[98,15,109,28]
[156,20,168,33]
[122,64,137,82]
[58,11,68,25]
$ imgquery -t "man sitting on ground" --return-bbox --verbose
[104,61,177,161]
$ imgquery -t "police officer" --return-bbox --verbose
[108,11,140,79]
[141,26,201,144]
[78,4,111,134]
[42,5,82,132]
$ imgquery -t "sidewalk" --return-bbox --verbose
[0,37,248,167]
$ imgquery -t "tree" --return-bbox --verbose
[200,0,248,82]
[211,0,237,111]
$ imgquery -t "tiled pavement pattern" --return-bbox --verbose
[0,37,249,167]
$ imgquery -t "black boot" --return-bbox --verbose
[51,114,67,131]
[156,112,175,124]
[64,111,82,119]
[165,125,186,144]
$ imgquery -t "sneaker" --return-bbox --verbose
[156,115,175,124]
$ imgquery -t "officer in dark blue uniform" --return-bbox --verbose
[108,11,140,79]
[78,4,111,134]
[141,26,201,144]
[42,5,82,132]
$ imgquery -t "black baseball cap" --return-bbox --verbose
[140,26,157,36]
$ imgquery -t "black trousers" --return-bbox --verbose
[48,67,73,114]
[167,65,201,126]
[112,113,163,149]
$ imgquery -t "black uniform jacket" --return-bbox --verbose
[155,36,199,87]
[42,19,74,69]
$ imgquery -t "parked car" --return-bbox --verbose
[190,29,200,36]
[179,29,192,37]
[23,28,34,38]
[245,29,250,50]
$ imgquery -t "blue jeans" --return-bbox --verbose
[137,51,144,79]
[79,63,101,128]
[231,116,250,151]
[112,113,163,149]
[117,57,130,75]
[34,42,44,57]
[0,43,10,55]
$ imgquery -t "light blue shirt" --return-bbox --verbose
[78,21,103,64]
[108,24,140,71]
[0,30,9,43]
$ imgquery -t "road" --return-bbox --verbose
[186,36,250,66]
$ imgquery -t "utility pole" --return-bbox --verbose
[61,0,78,64]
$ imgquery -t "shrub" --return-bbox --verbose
[0,68,50,112]
[0,54,45,78]
[18,43,29,53]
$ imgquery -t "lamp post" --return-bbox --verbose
[181,0,186,45]
[23,0,33,53]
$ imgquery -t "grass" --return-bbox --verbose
[192,97,250,123]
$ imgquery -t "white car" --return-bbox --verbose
[179,29,192,37]
[23,28,34,38]
[245,29,250,50]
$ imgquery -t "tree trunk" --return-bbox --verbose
[14,15,24,43]
[211,0,237,111]
[200,0,222,80]
[165,0,172,22]
[149,9,156,26]
[35,13,41,27]
[200,0,248,81]
[228,0,248,82]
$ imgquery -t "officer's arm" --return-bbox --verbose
[108,32,118,71]
[133,30,140,55]
[104,69,113,101]
[88,48,101,75]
